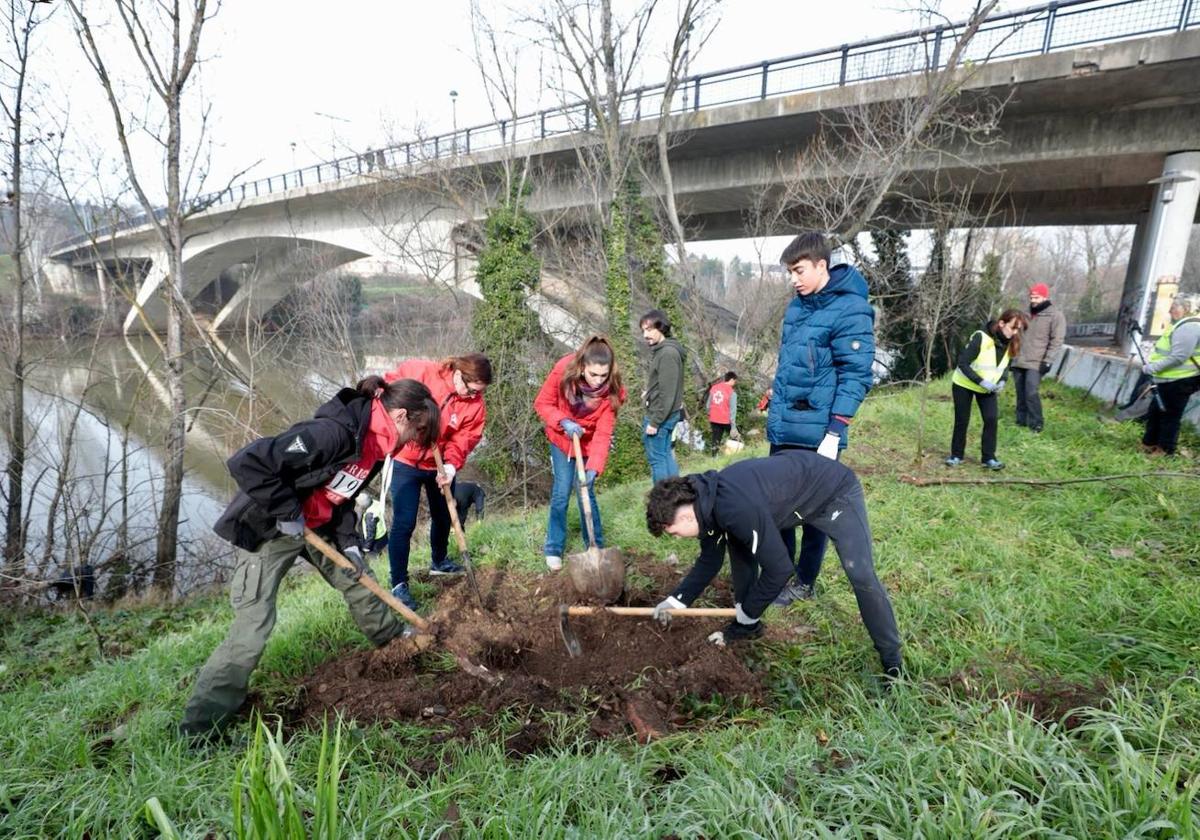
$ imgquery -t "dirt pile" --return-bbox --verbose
[297,558,768,750]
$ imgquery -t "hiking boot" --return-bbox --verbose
[544,555,563,571]
[720,618,764,642]
[429,558,465,576]
[944,456,963,467]
[982,458,1005,471]
[772,581,814,607]
[390,582,419,611]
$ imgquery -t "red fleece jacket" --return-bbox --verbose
[534,354,625,475]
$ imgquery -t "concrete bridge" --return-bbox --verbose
[48,0,1200,342]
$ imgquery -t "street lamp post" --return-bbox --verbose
[450,90,459,154]
[314,110,350,163]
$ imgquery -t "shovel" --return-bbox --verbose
[303,529,500,684]
[432,447,484,606]
[558,604,736,658]
[565,433,625,604]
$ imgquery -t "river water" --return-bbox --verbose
[1,328,452,598]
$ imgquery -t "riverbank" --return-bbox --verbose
[1,378,1197,835]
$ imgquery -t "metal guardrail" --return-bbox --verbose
[60,0,1200,251]
[1068,322,1118,337]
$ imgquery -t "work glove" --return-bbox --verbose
[652,595,686,625]
[722,603,764,642]
[1141,363,1154,375]
[341,545,367,580]
[276,514,306,538]
[994,380,1006,393]
[980,380,1001,394]
[584,469,598,486]
[560,418,584,439]
[1038,362,1052,376]
[437,462,456,486]
[816,432,840,460]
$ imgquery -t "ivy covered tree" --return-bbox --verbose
[470,180,551,488]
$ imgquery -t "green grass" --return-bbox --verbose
[1,378,1197,837]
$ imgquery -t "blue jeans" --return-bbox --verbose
[387,460,451,587]
[770,442,828,587]
[544,444,602,557]
[642,410,682,483]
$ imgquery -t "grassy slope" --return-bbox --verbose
[1,379,1197,837]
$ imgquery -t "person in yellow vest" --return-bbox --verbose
[946,310,1028,470]
[1139,293,1200,456]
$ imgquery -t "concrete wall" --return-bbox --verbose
[1054,343,1200,429]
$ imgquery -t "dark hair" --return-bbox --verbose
[645,476,697,537]
[356,375,440,448]
[561,334,625,409]
[723,371,738,382]
[994,308,1029,360]
[780,232,831,270]
[639,309,672,337]
[440,352,494,386]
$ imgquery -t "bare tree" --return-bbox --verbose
[66,0,218,595]
[1,0,53,587]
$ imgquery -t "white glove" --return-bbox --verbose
[734,602,758,626]
[439,462,457,483]
[706,630,726,647]
[994,380,1006,393]
[817,433,840,460]
[652,595,685,625]
[276,514,306,537]
[981,380,1000,394]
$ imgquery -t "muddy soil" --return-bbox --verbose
[297,557,769,750]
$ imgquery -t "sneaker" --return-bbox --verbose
[1029,426,1043,434]
[429,558,464,576]
[545,555,563,571]
[390,582,419,611]
[982,458,1005,471]
[772,581,814,607]
[721,618,764,642]
[944,456,963,467]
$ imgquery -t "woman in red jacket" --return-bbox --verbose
[534,335,626,571]
[383,353,492,609]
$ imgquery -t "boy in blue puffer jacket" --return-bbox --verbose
[767,232,875,605]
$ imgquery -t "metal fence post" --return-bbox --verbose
[297,169,304,187]
[635,89,643,119]
[466,128,471,153]
[760,60,769,99]
[1042,2,1059,54]
[405,144,411,165]
[692,77,701,111]
[500,119,507,141]
[839,44,849,85]
[541,111,547,138]
[1181,0,1195,31]
[931,25,944,70]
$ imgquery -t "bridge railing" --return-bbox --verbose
[58,0,1200,251]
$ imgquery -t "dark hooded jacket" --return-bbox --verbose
[213,388,380,552]
[644,337,686,427]
[767,264,875,449]
[668,449,858,618]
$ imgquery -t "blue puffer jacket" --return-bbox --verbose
[767,264,875,449]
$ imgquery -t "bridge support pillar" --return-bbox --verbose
[1125,150,1200,352]
[1115,213,1149,348]
[123,261,167,334]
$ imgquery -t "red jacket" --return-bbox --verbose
[707,382,734,424]
[384,359,486,471]
[534,354,625,475]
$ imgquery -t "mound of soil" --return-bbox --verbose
[297,557,768,750]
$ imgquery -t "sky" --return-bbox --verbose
[34,0,986,261]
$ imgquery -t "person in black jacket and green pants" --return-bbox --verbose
[179,377,439,740]
[645,449,902,678]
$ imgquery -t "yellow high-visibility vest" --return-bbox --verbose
[952,330,1010,394]
[1148,317,1200,380]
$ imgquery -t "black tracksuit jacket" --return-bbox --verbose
[213,388,381,552]
[669,449,858,619]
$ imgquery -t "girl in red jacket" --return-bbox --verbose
[383,353,492,609]
[534,335,626,571]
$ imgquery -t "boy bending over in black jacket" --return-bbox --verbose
[645,449,902,677]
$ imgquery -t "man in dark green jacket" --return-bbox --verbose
[640,309,686,481]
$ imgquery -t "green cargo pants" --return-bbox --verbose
[180,535,405,736]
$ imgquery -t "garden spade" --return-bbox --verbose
[432,447,484,606]
[565,433,625,604]
[558,605,737,658]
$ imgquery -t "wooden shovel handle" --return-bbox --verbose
[303,529,430,632]
[570,433,599,549]
[432,447,469,553]
[565,605,736,617]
